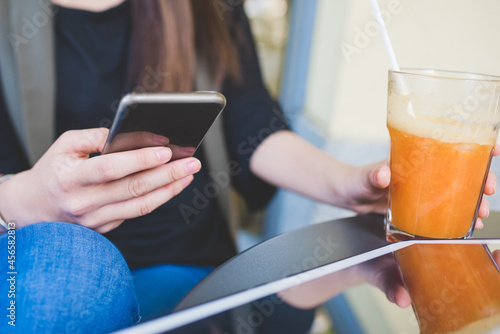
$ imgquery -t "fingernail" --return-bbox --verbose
[182,176,193,187]
[388,291,395,303]
[374,167,382,184]
[156,148,171,162]
[186,160,201,173]
[154,134,169,145]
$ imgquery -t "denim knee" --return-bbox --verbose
[0,222,139,334]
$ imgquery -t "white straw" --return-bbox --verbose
[370,0,415,116]
[370,0,400,71]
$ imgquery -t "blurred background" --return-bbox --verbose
[243,0,500,333]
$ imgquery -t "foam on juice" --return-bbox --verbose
[387,92,498,146]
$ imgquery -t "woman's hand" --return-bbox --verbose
[476,144,500,228]
[278,254,410,309]
[340,160,391,214]
[343,144,500,228]
[356,254,411,308]
[0,128,201,233]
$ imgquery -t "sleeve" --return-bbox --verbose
[0,73,30,174]
[220,5,291,211]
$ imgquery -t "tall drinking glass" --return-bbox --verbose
[386,69,500,241]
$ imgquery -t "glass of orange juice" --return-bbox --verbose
[386,69,500,241]
[395,244,500,333]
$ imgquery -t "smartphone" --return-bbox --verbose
[102,92,226,160]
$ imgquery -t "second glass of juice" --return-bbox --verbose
[386,69,500,241]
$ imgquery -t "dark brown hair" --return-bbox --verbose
[128,0,242,92]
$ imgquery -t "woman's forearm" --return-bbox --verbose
[249,130,356,210]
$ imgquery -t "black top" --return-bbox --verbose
[0,2,289,268]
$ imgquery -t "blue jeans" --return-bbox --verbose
[131,264,213,322]
[0,222,212,333]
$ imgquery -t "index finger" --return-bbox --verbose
[102,131,169,154]
[76,146,172,185]
[494,143,500,156]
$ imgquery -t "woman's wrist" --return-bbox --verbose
[0,174,15,233]
[325,162,360,211]
[0,209,11,233]
[0,172,32,230]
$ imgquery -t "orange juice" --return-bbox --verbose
[395,244,500,333]
[388,124,493,238]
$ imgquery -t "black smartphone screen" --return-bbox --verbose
[102,92,226,160]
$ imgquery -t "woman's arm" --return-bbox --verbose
[250,130,496,221]
[250,130,389,213]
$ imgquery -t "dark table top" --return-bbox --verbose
[116,213,500,334]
